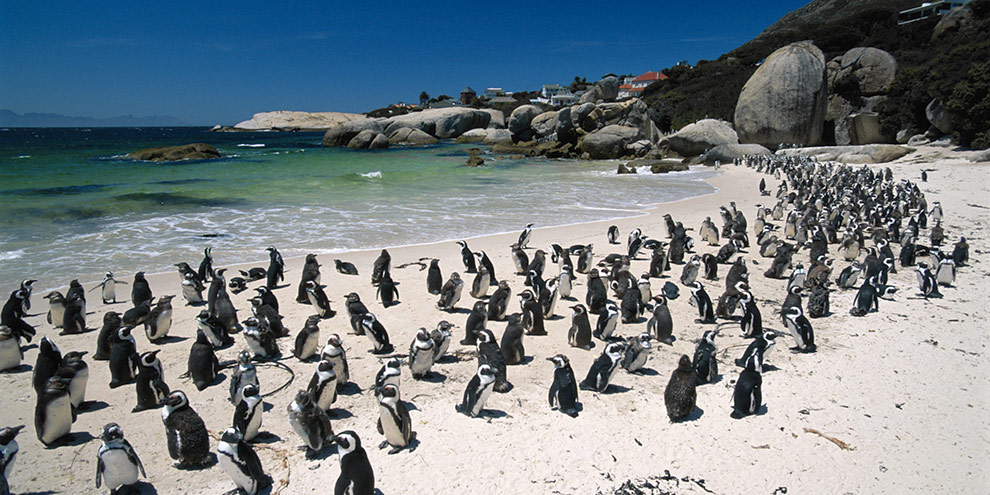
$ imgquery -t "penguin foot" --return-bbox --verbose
[730,410,745,419]
[379,440,390,449]
[459,339,476,346]
[388,446,405,455]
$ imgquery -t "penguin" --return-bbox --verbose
[93,312,121,361]
[233,384,263,442]
[133,350,169,413]
[850,276,880,316]
[702,253,719,281]
[92,272,126,304]
[35,376,73,447]
[585,269,607,314]
[131,272,152,308]
[294,315,322,361]
[305,280,336,319]
[240,267,268,282]
[265,246,285,289]
[787,262,808,292]
[579,342,625,393]
[456,241,477,273]
[547,354,579,417]
[121,298,152,328]
[517,222,535,249]
[680,256,701,286]
[334,259,359,276]
[689,282,716,324]
[469,266,490,299]
[476,328,511,392]
[248,297,286,338]
[731,357,763,419]
[951,237,969,266]
[408,328,436,378]
[628,234,646,259]
[181,272,205,305]
[146,295,174,342]
[374,358,402,395]
[333,431,375,495]
[297,254,322,303]
[457,364,497,417]
[915,262,941,298]
[196,310,226,348]
[198,247,214,283]
[500,314,526,365]
[188,329,220,391]
[254,285,279,314]
[242,318,279,359]
[510,243,530,275]
[782,285,803,315]
[620,285,643,323]
[526,249,547,283]
[431,320,453,361]
[321,335,349,391]
[377,271,399,307]
[475,250,497,286]
[739,289,762,338]
[95,423,145,494]
[345,292,369,334]
[1,425,24,490]
[520,291,546,336]
[44,291,66,328]
[692,330,718,384]
[56,350,88,411]
[0,325,23,372]
[807,280,830,318]
[307,360,338,412]
[462,300,488,346]
[217,427,272,495]
[575,244,594,274]
[607,225,620,244]
[360,313,394,354]
[437,272,463,312]
[175,262,201,286]
[783,306,816,352]
[644,295,673,344]
[735,331,776,372]
[487,280,511,321]
[426,259,443,295]
[371,249,391,286]
[376,384,415,454]
[664,355,698,422]
[32,335,63,395]
[229,351,258,405]
[621,333,652,373]
[287,389,333,458]
[649,245,668,277]
[64,279,85,311]
[936,258,956,287]
[567,305,594,350]
[161,391,212,467]
[213,284,239,337]
[558,265,574,299]
[594,300,619,340]
[836,262,863,289]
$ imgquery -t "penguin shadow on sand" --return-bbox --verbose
[413,370,448,384]
[326,407,354,419]
[151,335,188,345]
[0,363,32,374]
[46,430,96,448]
[78,399,110,413]
[250,431,283,445]
[628,366,659,377]
[676,406,705,422]
[337,382,363,396]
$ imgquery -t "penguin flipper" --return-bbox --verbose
[95,456,104,488]
[125,440,146,477]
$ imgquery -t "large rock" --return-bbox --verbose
[703,143,771,164]
[383,107,491,139]
[389,127,440,145]
[846,112,883,145]
[347,129,388,149]
[777,144,914,164]
[735,41,828,148]
[481,109,506,129]
[933,3,974,40]
[597,99,656,141]
[369,133,389,149]
[322,118,387,146]
[233,111,364,131]
[571,103,596,129]
[926,99,955,134]
[577,125,640,159]
[482,128,513,145]
[626,158,689,174]
[970,149,990,163]
[127,143,220,162]
[828,94,886,145]
[663,119,738,157]
[835,47,898,96]
[508,105,543,135]
[530,111,559,138]
[455,128,488,143]
[578,75,620,104]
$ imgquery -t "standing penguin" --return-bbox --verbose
[305,281,336,319]
[0,326,23,372]
[431,321,453,361]
[408,328,436,378]
[60,293,87,335]
[585,269,607,314]
[133,350,169,413]
[915,262,941,298]
[188,329,220,391]
[500,314,526,365]
[95,423,145,494]
[476,329,511,392]
[456,241,477,274]
[197,247,214,283]
[664,355,698,422]
[360,313,394,354]
[620,285,644,323]
[181,272,205,306]
[850,276,880,316]
[510,243,530,275]
[229,351,259,405]
[475,250,497,286]
[92,272,127,304]
[131,272,152,308]
[333,431,375,495]
[376,272,399,308]
[233,384,263,442]
[294,315,322,361]
[607,225,620,244]
[567,305,593,350]
[621,333,653,373]
[739,289,762,338]
[836,262,863,289]
[426,259,443,295]
[56,351,88,411]
[0,425,24,489]
[547,354,580,417]
[161,391,212,467]
[145,295,174,342]
[242,318,279,359]
[93,312,121,361]
[437,273,463,312]
[45,291,66,329]
[106,325,141,385]
[731,356,763,419]
[594,301,620,340]
[783,306,816,352]
[457,364,497,417]
[520,291,546,336]
[32,336,62,395]
[217,427,272,495]
[689,282,716,324]
[558,265,574,299]
[579,342,625,393]
[374,358,402,396]
[487,280,511,321]
[692,330,718,384]
[265,246,285,289]
[469,266,490,299]
[287,390,333,458]
[371,249,391,286]
[517,223,535,249]
[376,384,415,454]
[461,300,488,346]
[307,360,338,412]
[321,335,349,391]
[35,376,73,447]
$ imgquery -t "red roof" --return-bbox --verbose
[619,84,633,90]
[632,71,667,82]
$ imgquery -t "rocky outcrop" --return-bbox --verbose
[455,128,488,143]
[625,158,690,174]
[617,163,637,174]
[834,47,898,96]
[579,76,620,104]
[466,148,485,167]
[481,109,506,129]
[389,127,439,145]
[530,111,559,138]
[846,112,883,145]
[347,129,388,149]
[383,107,491,139]
[234,111,364,131]
[826,47,897,145]
[483,129,513,146]
[508,105,543,138]
[127,143,221,162]
[322,118,387,147]
[926,99,955,135]
[663,119,738,157]
[703,143,772,164]
[577,125,640,159]
[777,144,914,164]
[735,41,828,148]
[969,148,990,163]
[933,2,974,40]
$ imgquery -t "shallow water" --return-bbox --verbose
[0,127,717,289]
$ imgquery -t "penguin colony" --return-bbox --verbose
[0,154,972,494]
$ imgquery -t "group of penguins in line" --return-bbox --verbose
[0,156,971,495]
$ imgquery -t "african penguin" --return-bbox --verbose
[376,384,415,454]
[95,423,145,494]
[547,354,580,417]
[217,427,272,495]
[664,355,698,422]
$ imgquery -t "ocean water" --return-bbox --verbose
[0,127,717,290]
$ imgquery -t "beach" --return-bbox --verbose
[2,146,988,494]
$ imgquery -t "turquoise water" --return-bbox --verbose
[0,127,717,289]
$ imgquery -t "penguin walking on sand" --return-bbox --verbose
[92,272,127,304]
[408,329,436,378]
[44,291,66,329]
[689,282,716,324]
[579,342,625,393]
[217,427,271,495]
[426,259,443,295]
[376,384,415,454]
[305,281,336,319]
[487,281,511,321]
[360,313,394,354]
[188,329,220,391]
[0,326,23,372]
[783,306,816,353]
[476,329,512,393]
[146,295,174,343]
[229,351,259,405]
[108,328,138,389]
[595,301,619,340]
[470,266,490,299]
[567,305,594,350]
[321,335,349,391]
[500,314,526,365]
[457,364,497,418]
[547,354,580,417]
[35,376,73,447]
[621,333,652,373]
[333,431,375,495]
[181,272,205,306]
[131,272,152,308]
[693,330,718,384]
[377,271,399,307]
[133,350,169,413]
[307,360,338,412]
[95,423,145,494]
[233,384,263,442]
[265,247,285,289]
[161,391,212,468]
[664,355,698,421]
[287,390,333,458]
[437,273,463,312]
[456,241,477,274]
[731,354,763,419]
[735,331,776,372]
[294,316,322,361]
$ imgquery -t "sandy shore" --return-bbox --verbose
[2,146,988,494]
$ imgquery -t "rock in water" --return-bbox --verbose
[127,143,220,162]
[734,41,828,148]
[664,119,738,157]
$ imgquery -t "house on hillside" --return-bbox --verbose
[482,87,506,100]
[898,0,970,25]
[618,71,668,99]
[530,84,570,105]
[460,87,477,104]
[550,92,580,106]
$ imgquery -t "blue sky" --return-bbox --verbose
[0,1,808,125]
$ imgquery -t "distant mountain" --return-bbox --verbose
[0,109,187,127]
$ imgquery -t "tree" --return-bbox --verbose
[419,91,430,107]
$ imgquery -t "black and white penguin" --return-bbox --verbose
[188,329,220,391]
[307,359,338,412]
[92,311,121,361]
[213,284,239,338]
[936,257,956,287]
[56,350,88,411]
[692,330,718,384]
[217,427,271,495]
[456,241,477,273]
[915,262,941,298]
[45,291,66,329]
[645,295,673,344]
[133,350,169,413]
[952,237,969,266]
[462,300,488,346]
[575,244,594,274]
[437,272,463,312]
[680,256,701,286]
[344,292,369,334]
[254,285,279,314]
[735,331,776,372]
[0,325,23,372]
[567,304,594,350]
[35,375,73,447]
[426,259,443,295]
[850,276,880,316]
[475,250,497,286]
[595,300,620,340]
[301,281,333,320]
[621,333,652,373]
[287,389,333,458]
[520,291,546,336]
[431,320,453,361]
[121,298,152,329]
[145,295,174,343]
[108,326,139,389]
[408,328,436,378]
[91,272,125,304]
[547,354,579,417]
[836,262,863,289]
[457,364,496,418]
[517,222,535,249]
[374,358,402,395]
[161,391,211,467]
[32,336,62,394]
[198,247,214,283]
[469,266,490,299]
[1,425,24,491]
[579,342,625,393]
[265,246,285,289]
[739,288,762,338]
[510,243,530,275]
[333,431,375,495]
[487,280,511,321]
[297,254,322,303]
[233,384,263,442]
[228,276,248,294]
[607,225,620,244]
[585,269,607,314]
[95,423,145,494]
[376,384,415,454]
[229,350,258,405]
[57,292,86,337]
[689,282,716,324]
[377,271,399,307]
[731,356,763,419]
[782,285,803,315]
[131,272,152,308]
[321,335,349,390]
[242,317,279,359]
[500,314,526,365]
[664,355,698,421]
[175,262,201,287]
[783,306,816,352]
[195,310,225,348]
[476,329,511,393]
[360,313,394,354]
[334,259,359,276]
[620,285,644,323]
[558,264,574,299]
[294,315,322,361]
[787,262,808,292]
